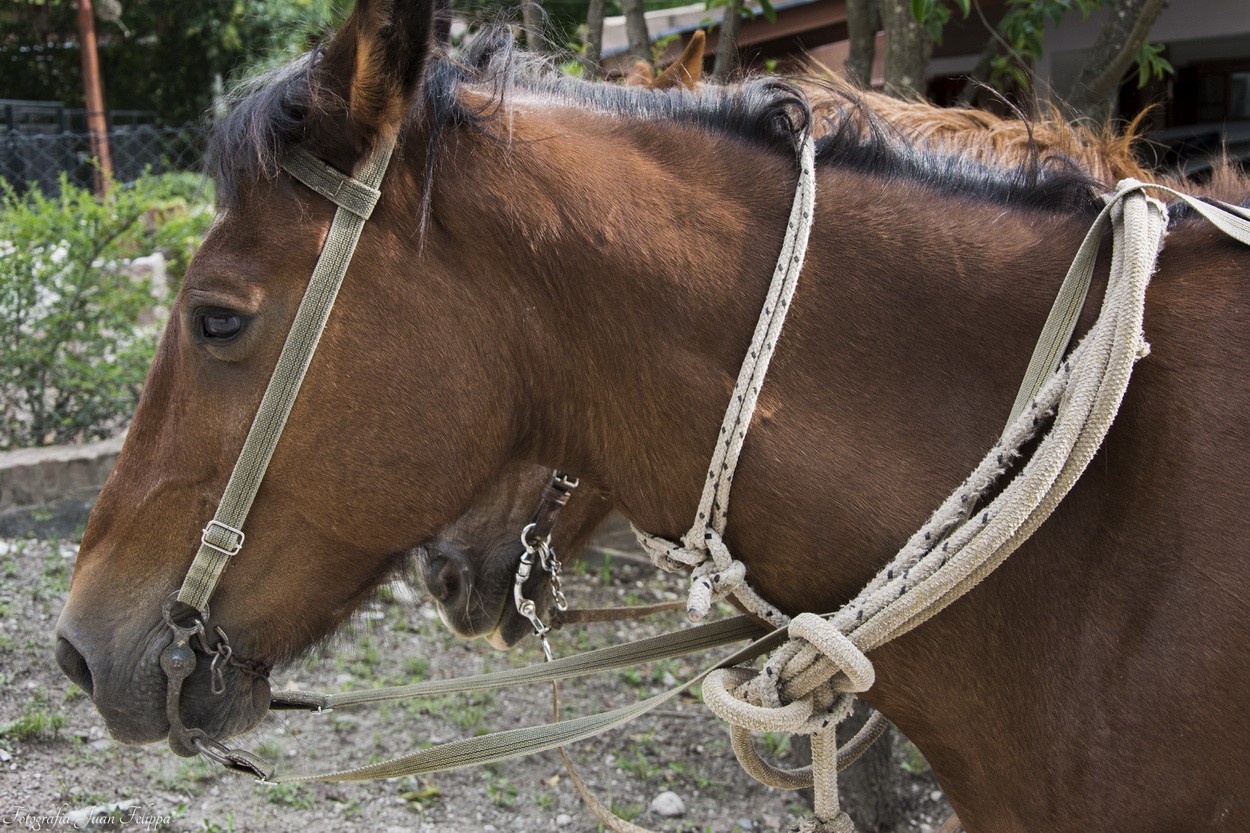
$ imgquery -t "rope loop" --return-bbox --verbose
[787,613,874,694]
[702,667,815,733]
[794,811,856,833]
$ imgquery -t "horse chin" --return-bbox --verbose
[482,593,550,650]
[169,666,273,748]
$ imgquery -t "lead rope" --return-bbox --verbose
[634,179,1250,832]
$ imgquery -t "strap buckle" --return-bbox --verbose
[201,520,245,557]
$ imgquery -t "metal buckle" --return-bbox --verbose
[201,520,245,557]
[552,471,580,490]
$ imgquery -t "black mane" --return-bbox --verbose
[208,27,1100,216]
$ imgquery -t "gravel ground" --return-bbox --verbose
[0,535,952,832]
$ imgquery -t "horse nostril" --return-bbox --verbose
[56,636,94,698]
[429,554,464,604]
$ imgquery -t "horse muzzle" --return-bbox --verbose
[418,541,551,648]
[55,603,271,748]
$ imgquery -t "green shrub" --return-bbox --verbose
[0,174,214,449]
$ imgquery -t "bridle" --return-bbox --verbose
[510,469,577,661]
[158,138,397,775]
[508,469,688,660]
[151,125,818,786]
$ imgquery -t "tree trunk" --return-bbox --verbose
[583,0,606,77]
[521,0,544,52]
[956,32,1000,106]
[787,702,903,833]
[76,0,113,194]
[878,0,933,98]
[1067,0,1167,120]
[836,703,902,832]
[845,0,879,89]
[713,0,743,80]
[620,0,651,63]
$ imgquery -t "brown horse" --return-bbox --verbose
[417,80,1187,650]
[624,30,706,91]
[56,0,1250,829]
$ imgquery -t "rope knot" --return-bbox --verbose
[631,525,748,622]
[786,613,874,695]
[794,810,857,833]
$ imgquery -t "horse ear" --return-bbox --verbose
[316,0,437,151]
[651,30,705,91]
[624,60,654,88]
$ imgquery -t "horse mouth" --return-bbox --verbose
[55,611,272,749]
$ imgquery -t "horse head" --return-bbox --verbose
[55,0,524,748]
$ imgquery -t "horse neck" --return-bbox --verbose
[431,102,1097,607]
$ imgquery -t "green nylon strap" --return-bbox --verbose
[270,613,765,711]
[177,139,396,615]
[265,620,789,783]
[282,149,384,220]
[1005,180,1250,431]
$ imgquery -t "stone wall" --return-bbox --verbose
[0,435,123,537]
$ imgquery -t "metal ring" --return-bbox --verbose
[520,522,551,553]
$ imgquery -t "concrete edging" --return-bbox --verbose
[0,435,124,538]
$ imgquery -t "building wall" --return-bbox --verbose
[1034,0,1250,95]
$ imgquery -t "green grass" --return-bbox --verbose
[618,749,662,781]
[898,738,931,775]
[608,801,644,822]
[265,782,314,809]
[482,770,517,808]
[404,656,431,678]
[1,700,66,741]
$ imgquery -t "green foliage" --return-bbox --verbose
[971,0,1173,94]
[910,0,969,45]
[985,0,1102,90]
[0,173,214,449]
[1135,40,1173,87]
[0,0,347,124]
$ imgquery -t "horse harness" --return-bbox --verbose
[158,129,1250,832]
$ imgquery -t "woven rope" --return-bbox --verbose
[633,134,816,628]
[633,182,1250,832]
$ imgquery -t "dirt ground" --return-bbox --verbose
[0,535,953,832]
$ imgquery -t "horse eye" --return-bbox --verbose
[200,310,245,341]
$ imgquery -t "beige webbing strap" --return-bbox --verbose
[1006,182,1250,429]
[269,614,763,711]
[264,624,790,783]
[177,139,396,614]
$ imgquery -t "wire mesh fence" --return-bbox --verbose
[1,124,206,196]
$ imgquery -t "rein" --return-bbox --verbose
[156,125,1250,833]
